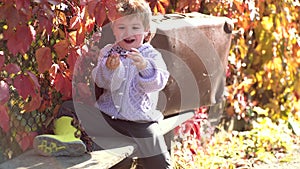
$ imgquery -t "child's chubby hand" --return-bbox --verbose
[127,48,147,71]
[106,52,120,70]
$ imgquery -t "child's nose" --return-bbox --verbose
[123,29,133,37]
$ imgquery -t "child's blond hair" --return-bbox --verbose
[115,0,152,30]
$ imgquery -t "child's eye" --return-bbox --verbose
[118,26,125,29]
[133,26,140,30]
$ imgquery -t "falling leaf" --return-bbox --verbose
[35,47,52,74]
[0,105,10,133]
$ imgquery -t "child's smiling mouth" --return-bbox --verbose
[123,38,135,44]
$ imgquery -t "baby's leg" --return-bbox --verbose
[71,102,135,150]
[102,118,172,169]
[130,122,172,169]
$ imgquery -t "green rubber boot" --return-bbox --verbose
[33,116,86,156]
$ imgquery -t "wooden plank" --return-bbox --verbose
[0,145,135,169]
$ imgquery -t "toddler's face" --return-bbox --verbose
[112,16,148,50]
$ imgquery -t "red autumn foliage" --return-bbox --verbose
[3,25,36,56]
[3,63,21,75]
[15,131,38,151]
[13,74,36,99]
[35,47,52,74]
[54,40,69,60]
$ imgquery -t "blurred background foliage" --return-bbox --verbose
[0,0,299,168]
[170,0,300,168]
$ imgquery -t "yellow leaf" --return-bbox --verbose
[279,154,293,163]
[257,151,276,164]
[250,90,256,96]
[56,10,67,25]
[261,16,273,31]
[68,31,77,46]
[253,106,269,116]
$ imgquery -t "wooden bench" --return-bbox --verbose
[0,12,232,169]
[0,111,194,169]
[0,146,134,169]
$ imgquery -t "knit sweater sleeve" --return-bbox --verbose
[137,48,169,93]
[91,45,125,91]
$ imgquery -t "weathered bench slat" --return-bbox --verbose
[0,145,134,169]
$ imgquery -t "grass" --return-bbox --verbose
[172,117,300,169]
